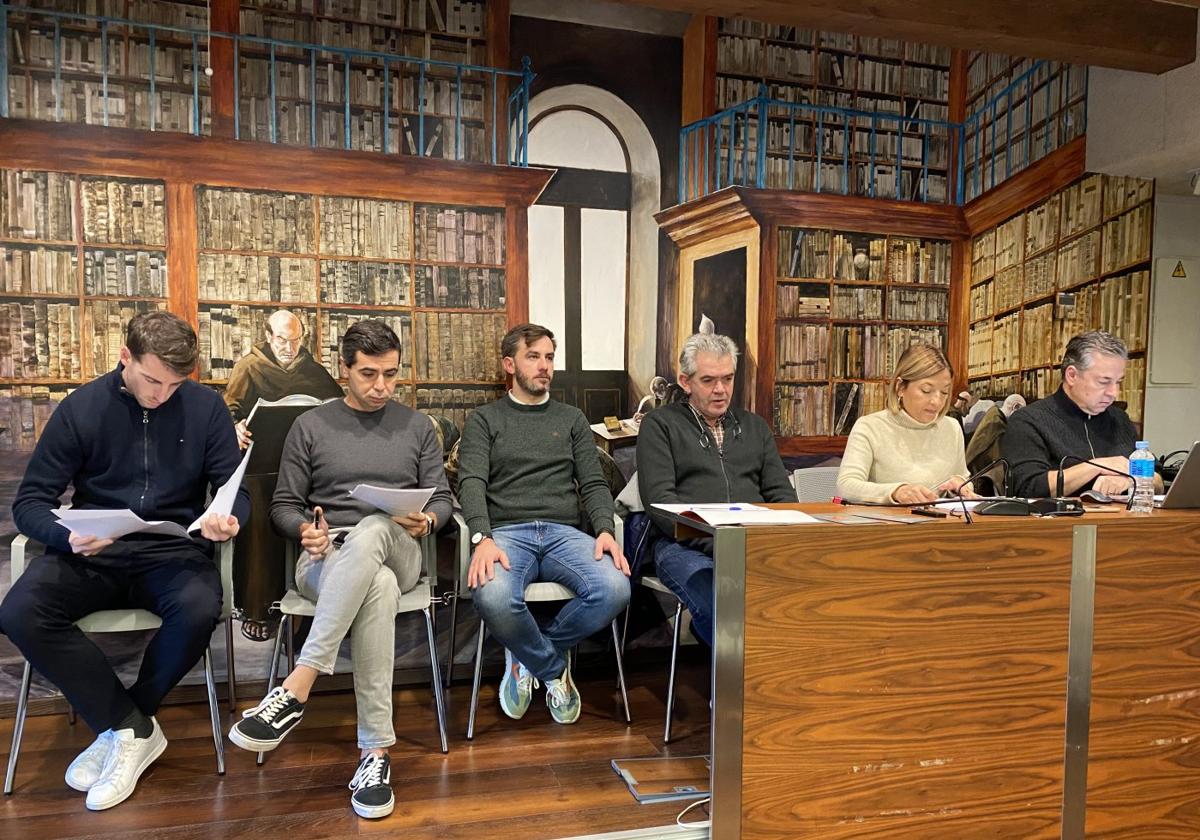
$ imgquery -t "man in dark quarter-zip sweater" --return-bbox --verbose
[1,311,249,812]
[1003,330,1161,498]
[636,332,795,648]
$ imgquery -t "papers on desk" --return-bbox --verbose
[652,503,821,526]
[348,484,435,516]
[54,444,254,540]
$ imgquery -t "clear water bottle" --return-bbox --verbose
[1129,441,1156,514]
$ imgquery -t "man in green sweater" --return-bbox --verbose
[458,323,630,725]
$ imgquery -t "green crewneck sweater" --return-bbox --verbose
[457,396,615,539]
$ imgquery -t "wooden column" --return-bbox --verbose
[209,0,240,139]
[165,180,199,348]
[507,202,529,324]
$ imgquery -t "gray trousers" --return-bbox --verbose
[294,514,422,749]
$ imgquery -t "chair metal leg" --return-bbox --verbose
[444,592,459,689]
[664,600,683,744]
[285,618,296,674]
[466,621,486,740]
[225,616,238,712]
[423,608,449,754]
[610,620,632,724]
[257,615,288,767]
[203,648,226,775]
[620,601,632,654]
[4,662,32,795]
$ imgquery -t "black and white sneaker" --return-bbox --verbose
[228,687,305,752]
[349,753,394,819]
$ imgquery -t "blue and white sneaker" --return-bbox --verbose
[499,648,537,720]
[545,655,581,725]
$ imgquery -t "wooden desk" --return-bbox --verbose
[665,505,1200,839]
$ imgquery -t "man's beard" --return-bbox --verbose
[515,368,549,395]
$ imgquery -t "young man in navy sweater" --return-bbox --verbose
[1,311,249,811]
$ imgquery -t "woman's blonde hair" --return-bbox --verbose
[886,344,953,418]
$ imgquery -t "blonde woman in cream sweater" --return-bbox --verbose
[837,344,973,505]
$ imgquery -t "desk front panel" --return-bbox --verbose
[1086,515,1200,838]
[740,519,1076,839]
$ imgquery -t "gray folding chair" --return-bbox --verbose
[5,534,231,795]
[792,466,841,502]
[255,529,448,764]
[449,514,632,739]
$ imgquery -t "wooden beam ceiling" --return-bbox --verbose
[612,0,1198,74]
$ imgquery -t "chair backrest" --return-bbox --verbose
[792,466,841,503]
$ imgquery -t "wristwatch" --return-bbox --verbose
[471,531,487,545]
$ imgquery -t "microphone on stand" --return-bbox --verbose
[913,457,1011,523]
[1056,454,1136,511]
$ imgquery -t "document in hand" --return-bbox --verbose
[54,445,252,541]
[348,484,436,517]
[652,503,821,526]
[54,508,191,540]
[187,443,252,532]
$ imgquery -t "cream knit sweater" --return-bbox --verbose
[836,409,969,504]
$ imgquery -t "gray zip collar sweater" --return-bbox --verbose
[635,402,795,538]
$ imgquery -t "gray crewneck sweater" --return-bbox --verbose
[457,396,615,538]
[271,399,452,537]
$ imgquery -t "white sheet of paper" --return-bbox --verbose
[188,443,253,533]
[348,484,436,517]
[651,503,821,526]
[54,508,190,540]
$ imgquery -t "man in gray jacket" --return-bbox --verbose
[228,319,451,821]
[636,332,795,647]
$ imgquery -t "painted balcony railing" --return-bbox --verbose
[0,3,532,165]
[961,60,1087,202]
[679,59,1075,206]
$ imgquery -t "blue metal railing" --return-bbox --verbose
[680,85,957,205]
[0,4,533,166]
[959,59,1087,203]
[680,59,1082,206]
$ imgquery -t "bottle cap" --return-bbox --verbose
[1135,440,1149,449]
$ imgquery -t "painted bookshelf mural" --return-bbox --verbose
[772,226,952,437]
[967,173,1153,422]
[1,167,513,449]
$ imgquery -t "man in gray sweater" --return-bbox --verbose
[636,332,795,647]
[228,320,451,821]
[459,323,629,726]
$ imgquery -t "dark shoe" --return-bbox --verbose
[229,687,305,752]
[349,753,394,819]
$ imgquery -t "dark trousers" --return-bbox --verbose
[0,538,222,734]
[652,536,714,648]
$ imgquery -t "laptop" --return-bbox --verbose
[1161,441,1200,509]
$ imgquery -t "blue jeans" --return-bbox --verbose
[473,521,630,682]
[652,537,714,648]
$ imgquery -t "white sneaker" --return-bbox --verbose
[65,730,114,792]
[85,718,167,811]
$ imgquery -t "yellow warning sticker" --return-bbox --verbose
[1173,261,1187,278]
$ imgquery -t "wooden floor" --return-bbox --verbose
[0,654,711,839]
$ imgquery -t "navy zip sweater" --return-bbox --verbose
[13,365,251,555]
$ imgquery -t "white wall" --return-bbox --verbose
[1087,17,1200,194]
[1144,194,1200,454]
